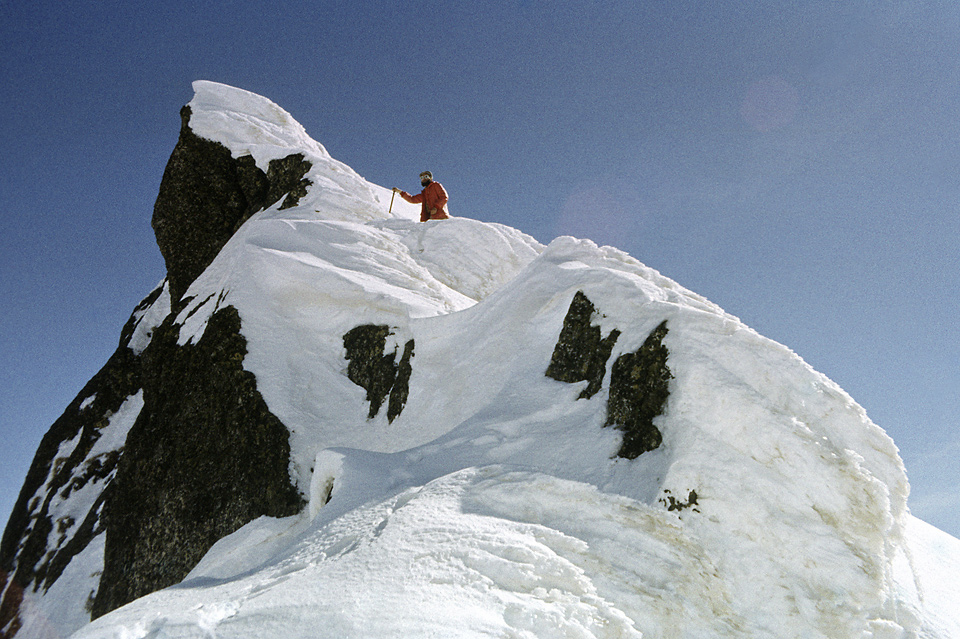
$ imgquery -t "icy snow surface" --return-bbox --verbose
[58,82,960,639]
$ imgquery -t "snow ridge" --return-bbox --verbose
[29,82,959,639]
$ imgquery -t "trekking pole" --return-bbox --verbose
[389,189,396,214]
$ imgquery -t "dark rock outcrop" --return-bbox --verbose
[264,153,312,211]
[388,340,415,423]
[546,291,620,399]
[91,303,304,618]
[152,105,312,303]
[0,285,305,633]
[546,292,672,460]
[343,325,415,423]
[605,320,672,459]
[0,286,162,638]
[659,489,699,513]
[2,97,313,636]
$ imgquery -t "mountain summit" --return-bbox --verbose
[2,81,957,639]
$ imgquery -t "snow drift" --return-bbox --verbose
[7,81,959,639]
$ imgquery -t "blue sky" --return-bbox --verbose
[1,0,958,538]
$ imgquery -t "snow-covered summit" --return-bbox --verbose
[187,80,402,225]
[188,80,332,166]
[5,82,958,639]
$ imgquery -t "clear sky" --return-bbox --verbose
[1,1,957,539]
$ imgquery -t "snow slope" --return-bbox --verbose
[24,81,960,639]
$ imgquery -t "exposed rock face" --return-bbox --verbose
[0,284,305,634]
[388,341,415,423]
[545,291,620,399]
[605,320,672,459]
[659,488,699,513]
[0,287,161,638]
[546,292,671,459]
[91,303,304,618]
[152,105,312,303]
[2,101,314,633]
[264,153,312,210]
[343,325,415,423]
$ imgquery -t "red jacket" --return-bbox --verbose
[400,181,449,221]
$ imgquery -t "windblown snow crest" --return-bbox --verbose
[3,81,957,639]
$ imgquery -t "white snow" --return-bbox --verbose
[22,81,960,639]
[126,281,170,355]
[18,534,104,639]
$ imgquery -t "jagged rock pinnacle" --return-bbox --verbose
[152,105,311,303]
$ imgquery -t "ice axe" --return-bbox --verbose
[389,188,397,214]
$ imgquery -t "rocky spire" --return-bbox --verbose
[1,97,312,636]
[152,105,312,303]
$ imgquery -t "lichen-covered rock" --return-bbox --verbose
[388,340,415,423]
[1,292,306,631]
[0,285,164,637]
[343,325,415,423]
[605,320,672,459]
[545,291,620,400]
[545,293,671,459]
[91,304,304,618]
[265,153,312,211]
[659,488,699,513]
[152,106,312,303]
[2,96,318,633]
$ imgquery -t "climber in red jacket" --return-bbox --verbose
[394,171,449,222]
